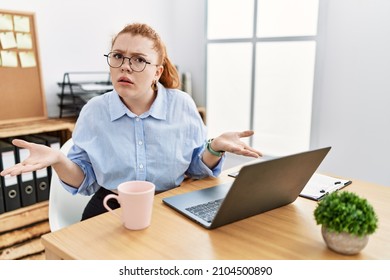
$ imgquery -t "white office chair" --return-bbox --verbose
[48,138,90,232]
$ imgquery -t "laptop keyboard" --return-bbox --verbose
[185,199,223,223]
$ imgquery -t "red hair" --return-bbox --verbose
[112,23,180,89]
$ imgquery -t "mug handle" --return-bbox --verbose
[103,194,121,220]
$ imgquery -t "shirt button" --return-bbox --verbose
[138,141,143,145]
[139,164,144,169]
[136,117,140,122]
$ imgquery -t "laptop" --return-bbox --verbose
[163,146,331,229]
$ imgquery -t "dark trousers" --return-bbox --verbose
[81,187,120,221]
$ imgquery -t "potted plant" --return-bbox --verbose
[314,191,378,255]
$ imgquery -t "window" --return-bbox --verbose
[206,0,319,155]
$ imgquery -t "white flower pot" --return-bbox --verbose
[321,226,369,255]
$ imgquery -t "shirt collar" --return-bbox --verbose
[109,83,167,122]
[148,83,167,121]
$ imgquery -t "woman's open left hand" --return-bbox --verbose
[212,130,262,158]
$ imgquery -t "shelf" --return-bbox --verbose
[0,118,75,140]
[0,118,75,259]
[0,201,49,260]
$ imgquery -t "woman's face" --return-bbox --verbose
[109,33,163,105]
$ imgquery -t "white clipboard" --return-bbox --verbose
[299,173,352,201]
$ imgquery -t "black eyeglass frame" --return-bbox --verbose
[104,52,159,72]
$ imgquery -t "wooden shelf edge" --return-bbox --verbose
[0,201,49,234]
[0,118,75,138]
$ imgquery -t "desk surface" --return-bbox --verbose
[41,170,390,260]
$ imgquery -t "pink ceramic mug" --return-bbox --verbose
[103,181,155,230]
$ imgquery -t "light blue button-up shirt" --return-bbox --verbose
[62,83,224,196]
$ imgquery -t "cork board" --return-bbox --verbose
[0,9,46,125]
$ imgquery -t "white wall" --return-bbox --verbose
[311,0,390,186]
[170,0,207,107]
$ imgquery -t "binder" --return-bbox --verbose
[20,135,51,202]
[0,177,5,214]
[8,138,37,207]
[32,134,61,185]
[0,140,22,212]
[34,134,61,150]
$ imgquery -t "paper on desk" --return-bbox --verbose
[300,173,352,201]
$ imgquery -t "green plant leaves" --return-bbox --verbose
[313,191,378,237]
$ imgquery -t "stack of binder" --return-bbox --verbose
[0,134,61,213]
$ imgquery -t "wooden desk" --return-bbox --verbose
[41,171,390,260]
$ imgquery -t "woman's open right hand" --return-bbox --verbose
[0,139,62,177]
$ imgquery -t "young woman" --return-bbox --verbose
[1,23,261,220]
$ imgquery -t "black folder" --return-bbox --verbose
[5,137,37,207]
[34,134,61,150]
[15,148,36,207]
[0,140,22,212]
[21,135,51,202]
[0,178,5,214]
[32,134,61,185]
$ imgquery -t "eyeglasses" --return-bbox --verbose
[104,52,159,72]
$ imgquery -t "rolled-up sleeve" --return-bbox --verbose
[185,142,225,179]
[60,158,99,196]
[60,137,100,196]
